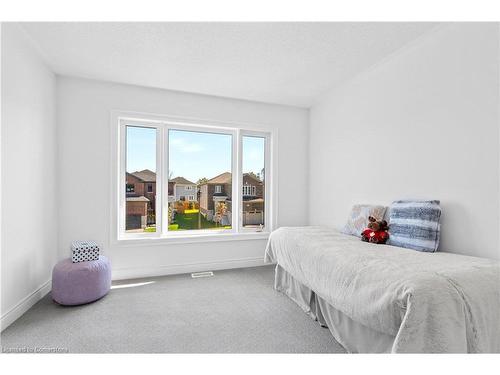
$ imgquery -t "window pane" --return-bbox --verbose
[125,126,157,233]
[168,129,232,231]
[242,136,265,229]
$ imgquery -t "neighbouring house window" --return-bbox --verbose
[242,185,256,196]
[242,136,266,230]
[117,116,271,239]
[125,126,157,233]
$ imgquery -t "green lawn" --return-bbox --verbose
[171,212,231,231]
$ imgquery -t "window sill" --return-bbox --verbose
[113,231,270,247]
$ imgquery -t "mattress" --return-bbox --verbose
[265,226,500,353]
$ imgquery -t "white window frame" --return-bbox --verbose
[214,185,222,194]
[111,111,275,245]
[239,131,271,233]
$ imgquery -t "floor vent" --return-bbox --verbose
[191,271,214,278]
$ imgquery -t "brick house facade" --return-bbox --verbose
[125,169,157,229]
[199,172,264,225]
[126,170,156,209]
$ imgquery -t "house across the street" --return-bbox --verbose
[125,171,195,230]
[125,169,157,230]
[169,176,197,201]
[198,172,264,226]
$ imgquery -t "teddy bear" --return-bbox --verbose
[361,216,389,244]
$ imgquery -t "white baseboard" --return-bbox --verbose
[112,256,266,281]
[1,279,51,332]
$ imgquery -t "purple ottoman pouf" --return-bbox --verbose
[52,256,111,306]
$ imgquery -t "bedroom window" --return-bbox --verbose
[168,129,232,232]
[124,126,158,233]
[241,135,267,231]
[115,114,273,241]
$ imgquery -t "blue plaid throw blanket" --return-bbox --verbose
[388,200,441,252]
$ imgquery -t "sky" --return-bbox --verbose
[126,126,265,183]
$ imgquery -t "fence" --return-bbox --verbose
[243,210,264,226]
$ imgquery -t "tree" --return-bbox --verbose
[214,202,228,226]
[197,177,208,186]
[168,204,174,224]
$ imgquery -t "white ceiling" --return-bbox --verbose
[21,22,439,108]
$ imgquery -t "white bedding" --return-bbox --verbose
[264,226,500,353]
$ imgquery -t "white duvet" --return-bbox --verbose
[264,226,500,353]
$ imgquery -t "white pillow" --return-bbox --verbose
[342,204,387,237]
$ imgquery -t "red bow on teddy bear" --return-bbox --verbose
[361,216,389,244]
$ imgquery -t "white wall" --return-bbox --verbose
[57,77,309,279]
[1,23,58,328]
[309,23,500,260]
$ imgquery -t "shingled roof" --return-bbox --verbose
[206,172,232,184]
[170,176,195,185]
[130,169,156,182]
[126,196,150,202]
[203,172,262,185]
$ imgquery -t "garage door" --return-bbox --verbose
[126,215,142,230]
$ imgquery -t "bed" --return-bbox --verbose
[264,226,500,353]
